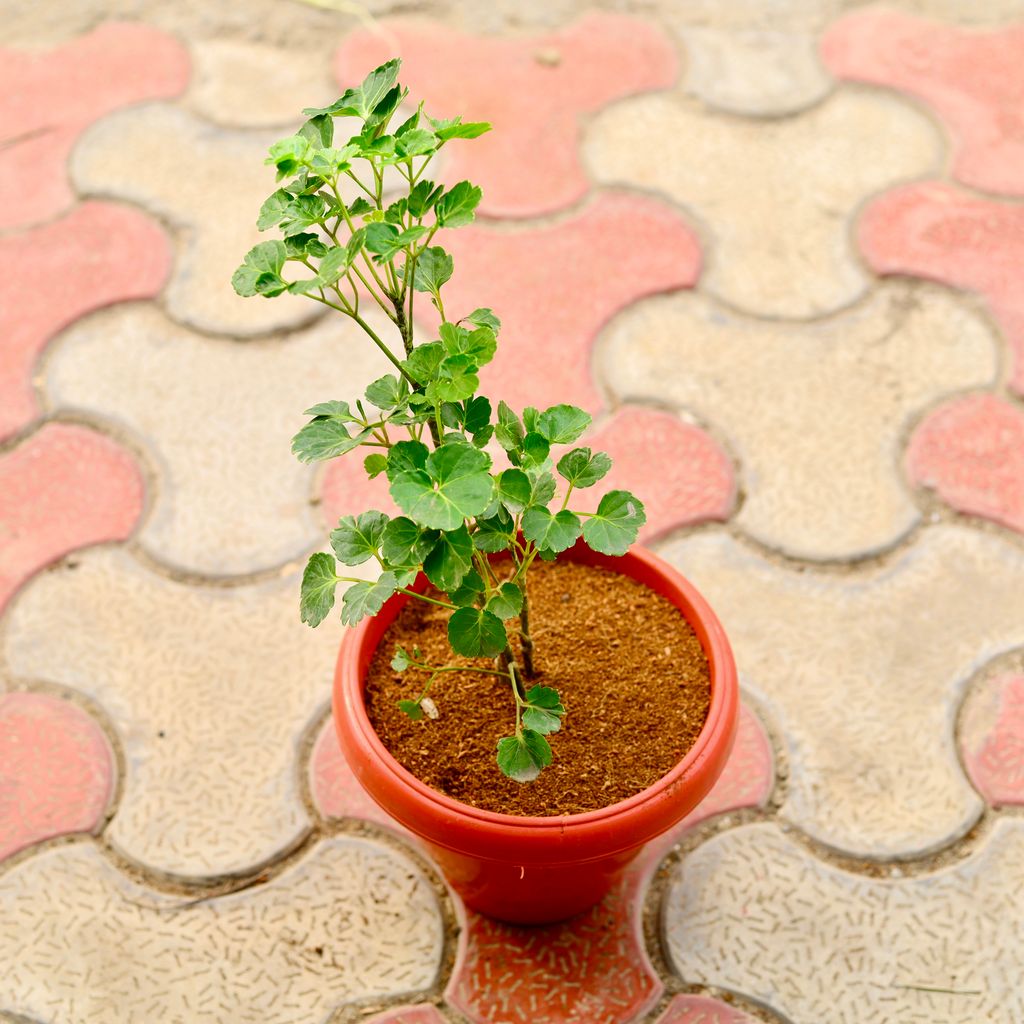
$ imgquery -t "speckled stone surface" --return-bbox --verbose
[664,820,1024,1024]
[0,837,443,1023]
[600,284,996,560]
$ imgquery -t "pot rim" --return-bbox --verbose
[334,540,738,836]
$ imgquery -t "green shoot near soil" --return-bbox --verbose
[233,59,645,781]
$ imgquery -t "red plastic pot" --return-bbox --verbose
[333,540,739,924]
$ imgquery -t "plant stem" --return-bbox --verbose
[518,587,536,678]
[498,649,527,702]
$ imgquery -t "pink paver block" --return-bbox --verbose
[858,181,1024,394]
[655,995,757,1024]
[0,692,115,862]
[907,393,1024,534]
[363,1005,445,1024]
[588,407,735,542]
[0,201,171,440]
[446,705,772,1024]
[0,21,189,230]
[336,12,677,217]
[962,674,1024,806]
[0,422,144,614]
[309,717,412,838]
[822,10,1024,196]
[440,192,701,414]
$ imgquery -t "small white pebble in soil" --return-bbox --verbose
[421,697,439,720]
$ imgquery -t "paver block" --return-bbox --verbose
[0,837,443,1023]
[364,1007,446,1024]
[960,673,1024,806]
[660,524,1024,858]
[664,820,1024,1023]
[0,201,170,440]
[823,8,1024,196]
[600,284,995,560]
[189,39,337,127]
[0,422,144,613]
[0,693,114,862]
[70,104,343,336]
[655,995,757,1024]
[0,21,188,231]
[2,549,346,880]
[859,180,1024,394]
[46,304,391,576]
[586,407,736,541]
[683,27,830,115]
[907,393,1024,535]
[585,90,941,318]
[436,191,701,415]
[337,12,678,217]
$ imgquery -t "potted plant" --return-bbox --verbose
[233,59,738,924]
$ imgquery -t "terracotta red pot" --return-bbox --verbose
[333,540,739,924]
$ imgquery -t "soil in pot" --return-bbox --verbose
[364,558,711,816]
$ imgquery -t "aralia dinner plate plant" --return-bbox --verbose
[234,59,738,923]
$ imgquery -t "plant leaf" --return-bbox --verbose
[381,516,438,566]
[364,453,388,479]
[385,440,429,482]
[391,645,411,671]
[300,552,339,627]
[447,568,485,607]
[364,374,407,410]
[232,240,287,297]
[330,510,388,566]
[398,699,424,721]
[473,508,515,552]
[340,571,398,626]
[520,432,550,467]
[557,447,612,488]
[435,180,482,227]
[522,685,565,735]
[463,307,501,335]
[582,490,647,555]
[422,526,474,591]
[412,246,453,294]
[292,419,372,463]
[403,342,444,385]
[495,469,531,513]
[537,404,592,445]
[430,116,492,141]
[496,729,551,782]
[390,442,493,531]
[448,606,507,658]
[521,507,582,553]
[486,581,523,620]
[257,189,291,230]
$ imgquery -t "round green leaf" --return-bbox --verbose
[448,606,507,658]
[522,507,581,554]
[582,490,647,556]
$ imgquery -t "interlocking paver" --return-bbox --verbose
[586,407,735,541]
[0,693,114,862]
[436,191,701,414]
[46,304,391,576]
[2,548,342,880]
[364,1008,446,1024]
[0,837,443,1023]
[189,39,336,127]
[336,12,678,217]
[0,201,170,440]
[859,180,1024,394]
[660,524,1024,858]
[823,9,1024,196]
[960,673,1024,806]
[655,995,756,1024]
[0,21,188,231]
[682,27,831,115]
[599,284,995,560]
[0,422,144,614]
[907,393,1024,535]
[664,820,1024,1024]
[70,104,329,336]
[585,90,941,318]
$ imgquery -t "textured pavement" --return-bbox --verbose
[2,2,1024,1022]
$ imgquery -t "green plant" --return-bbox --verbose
[233,59,645,782]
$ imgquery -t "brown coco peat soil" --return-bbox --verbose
[364,559,711,816]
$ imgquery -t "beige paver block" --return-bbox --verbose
[0,837,442,1023]
[189,39,337,127]
[70,104,346,336]
[46,304,391,576]
[584,90,941,318]
[2,549,347,880]
[682,28,831,115]
[599,283,996,560]
[664,820,1024,1023]
[659,524,1024,858]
